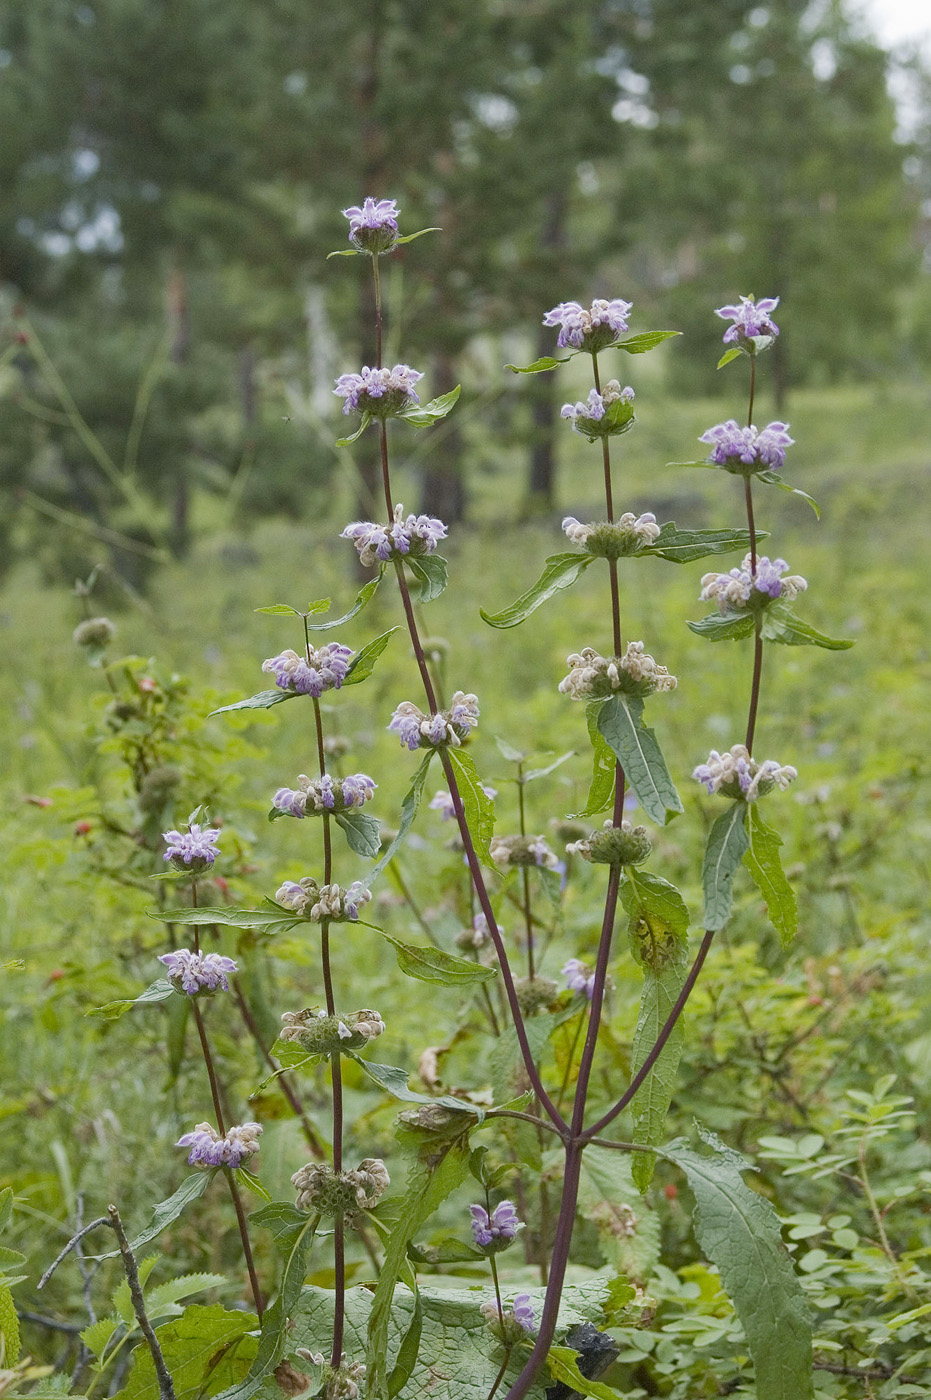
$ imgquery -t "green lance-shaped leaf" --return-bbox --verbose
[348,1055,485,1119]
[596,693,683,826]
[687,611,756,642]
[387,1283,423,1398]
[744,804,798,947]
[362,751,433,889]
[546,1349,624,1400]
[342,626,401,685]
[150,906,301,933]
[0,1282,20,1366]
[505,354,570,374]
[306,570,385,631]
[620,870,691,1189]
[366,1137,472,1399]
[646,523,764,565]
[701,801,749,930]
[210,688,299,717]
[95,1173,216,1259]
[395,226,442,246]
[480,552,594,629]
[760,604,853,651]
[213,1211,318,1400]
[88,978,175,1021]
[717,346,744,369]
[120,1303,259,1400]
[663,1131,814,1400]
[335,809,382,859]
[378,932,497,986]
[445,748,496,865]
[567,699,616,820]
[395,384,461,427]
[335,411,372,447]
[756,470,820,517]
[405,553,448,603]
[614,329,681,354]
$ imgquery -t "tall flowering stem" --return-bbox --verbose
[744,359,763,754]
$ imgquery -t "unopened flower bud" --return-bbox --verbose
[490,834,559,870]
[515,976,559,1015]
[138,765,182,813]
[73,617,116,649]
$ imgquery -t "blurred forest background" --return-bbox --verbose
[1,0,930,587]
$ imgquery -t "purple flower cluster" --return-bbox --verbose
[715,295,780,345]
[563,958,596,999]
[177,1120,262,1169]
[543,298,632,352]
[388,692,479,750]
[261,643,353,697]
[273,772,377,818]
[699,420,794,474]
[560,381,635,437]
[692,744,797,801]
[162,823,221,871]
[342,197,400,253]
[341,503,447,568]
[159,949,237,996]
[699,554,808,612]
[428,784,496,821]
[334,364,423,417]
[470,1200,521,1247]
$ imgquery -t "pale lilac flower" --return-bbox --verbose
[342,197,400,252]
[699,420,794,473]
[693,743,797,800]
[388,702,425,751]
[334,364,423,417]
[560,382,634,437]
[341,503,447,568]
[162,823,221,871]
[490,834,559,870]
[448,690,480,735]
[262,643,353,697]
[159,949,237,995]
[273,786,308,818]
[177,1121,262,1169]
[341,773,377,808]
[429,784,495,820]
[276,880,307,910]
[559,643,676,700]
[388,694,478,750]
[470,1200,521,1247]
[715,295,780,345]
[699,554,807,612]
[343,882,371,921]
[563,511,659,551]
[544,297,633,351]
[563,958,596,999]
[273,773,376,817]
[513,1295,536,1333]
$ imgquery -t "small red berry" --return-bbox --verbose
[664,1183,678,1200]
[74,820,93,835]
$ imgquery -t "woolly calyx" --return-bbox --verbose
[159,949,238,997]
[470,1200,523,1251]
[715,294,780,351]
[699,420,794,475]
[333,364,423,418]
[455,913,496,951]
[543,297,633,353]
[563,512,660,559]
[162,823,221,873]
[177,1121,262,1169]
[275,877,372,923]
[558,643,676,701]
[138,765,182,814]
[489,834,559,870]
[278,1007,384,1056]
[317,1357,367,1400]
[73,617,115,648]
[560,381,635,439]
[692,744,797,802]
[272,772,376,818]
[514,975,559,1016]
[699,554,807,613]
[388,691,479,751]
[341,502,447,568]
[292,1159,389,1217]
[261,642,353,698]
[342,195,400,253]
[566,820,653,867]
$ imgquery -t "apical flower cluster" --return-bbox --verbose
[489,834,560,870]
[279,1007,385,1054]
[334,364,423,418]
[162,823,221,872]
[699,555,807,612]
[565,820,653,868]
[159,948,238,996]
[699,420,794,473]
[560,381,634,438]
[342,196,400,253]
[563,512,660,557]
[291,1158,390,1216]
[177,1121,263,1169]
[715,294,780,345]
[543,297,632,351]
[262,642,353,697]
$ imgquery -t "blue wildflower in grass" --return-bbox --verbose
[699,554,807,612]
[261,642,352,697]
[272,773,377,818]
[341,502,447,567]
[388,692,479,750]
[334,364,423,418]
[560,381,634,438]
[563,958,596,1000]
[543,297,633,352]
[692,744,797,801]
[470,1200,522,1248]
[699,419,794,473]
[177,1120,263,1168]
[159,948,237,996]
[342,197,400,253]
[715,294,780,346]
[162,822,221,872]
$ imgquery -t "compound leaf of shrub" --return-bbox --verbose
[760,604,853,651]
[335,810,382,859]
[405,554,448,603]
[687,612,756,642]
[596,694,683,826]
[445,748,496,866]
[647,524,761,564]
[305,570,384,631]
[480,552,594,629]
[743,804,798,947]
[701,801,749,930]
[121,1303,258,1400]
[663,1132,813,1400]
[378,932,497,987]
[342,627,400,686]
